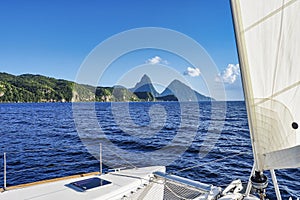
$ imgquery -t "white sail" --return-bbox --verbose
[231,0,300,171]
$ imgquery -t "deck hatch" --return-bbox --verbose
[70,177,111,191]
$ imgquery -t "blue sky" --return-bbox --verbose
[0,0,244,100]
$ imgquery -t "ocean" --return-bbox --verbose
[0,102,299,199]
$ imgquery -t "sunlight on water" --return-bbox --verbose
[0,102,299,199]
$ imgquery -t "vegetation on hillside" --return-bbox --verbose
[0,72,213,103]
[0,73,146,103]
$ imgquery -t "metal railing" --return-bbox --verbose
[1,142,141,191]
[3,152,6,190]
[1,144,104,191]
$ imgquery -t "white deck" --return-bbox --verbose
[0,166,165,200]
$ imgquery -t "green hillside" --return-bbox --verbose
[0,72,141,103]
[0,72,214,103]
[0,73,94,103]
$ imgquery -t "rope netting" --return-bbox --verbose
[122,175,212,200]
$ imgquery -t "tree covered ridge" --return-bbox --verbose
[0,73,75,102]
[0,72,147,103]
[0,72,213,103]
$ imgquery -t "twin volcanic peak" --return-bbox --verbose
[130,74,213,101]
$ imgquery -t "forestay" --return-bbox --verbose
[231,0,300,171]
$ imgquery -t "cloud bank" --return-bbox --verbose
[146,56,168,65]
[216,64,240,84]
[184,67,201,77]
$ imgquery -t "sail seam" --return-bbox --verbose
[243,0,297,33]
[271,0,286,106]
[254,80,300,106]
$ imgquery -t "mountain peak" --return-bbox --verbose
[130,75,159,97]
[159,79,213,101]
[140,74,151,83]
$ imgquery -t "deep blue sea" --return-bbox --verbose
[0,102,298,199]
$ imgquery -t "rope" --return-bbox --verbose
[164,183,206,200]
[0,145,87,154]
[8,160,98,173]
[1,144,136,178]
[103,146,137,169]
[171,151,252,175]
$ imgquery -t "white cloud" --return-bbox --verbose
[146,56,168,65]
[184,67,201,77]
[216,64,240,84]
